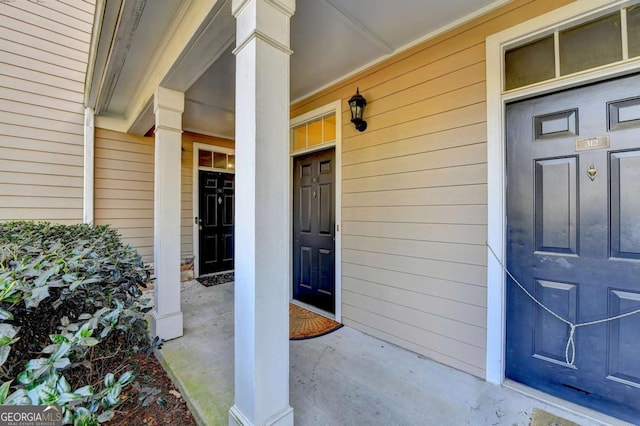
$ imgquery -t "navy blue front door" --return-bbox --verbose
[506,74,640,423]
[292,148,335,313]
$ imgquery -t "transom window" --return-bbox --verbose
[198,149,235,171]
[505,5,640,91]
[291,113,336,153]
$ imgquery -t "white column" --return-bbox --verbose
[229,0,295,425]
[151,87,184,341]
[83,107,95,224]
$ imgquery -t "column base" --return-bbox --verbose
[228,405,293,426]
[151,310,183,341]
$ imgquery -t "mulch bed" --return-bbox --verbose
[109,353,196,426]
[196,271,234,287]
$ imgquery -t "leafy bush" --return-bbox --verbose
[0,221,153,424]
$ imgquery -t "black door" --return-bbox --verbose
[199,171,234,275]
[506,74,640,423]
[293,148,335,313]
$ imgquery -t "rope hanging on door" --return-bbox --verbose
[487,243,640,367]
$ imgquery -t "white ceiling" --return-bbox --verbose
[96,0,506,139]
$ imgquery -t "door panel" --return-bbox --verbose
[610,150,640,258]
[608,289,640,387]
[532,279,578,366]
[534,157,577,253]
[199,171,234,274]
[506,74,640,423]
[293,148,335,313]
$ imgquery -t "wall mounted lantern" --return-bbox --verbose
[348,88,367,132]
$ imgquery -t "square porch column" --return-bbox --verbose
[229,0,295,425]
[151,86,184,341]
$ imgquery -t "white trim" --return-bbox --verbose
[289,100,342,322]
[290,102,339,126]
[192,142,236,278]
[83,107,95,224]
[485,0,640,385]
[622,7,630,61]
[290,0,510,104]
[290,142,336,157]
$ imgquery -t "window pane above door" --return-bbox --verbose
[559,13,622,76]
[505,36,555,91]
[629,5,640,58]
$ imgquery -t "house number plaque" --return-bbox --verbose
[575,135,609,151]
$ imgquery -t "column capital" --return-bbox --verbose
[233,0,295,57]
[154,86,185,114]
[232,0,295,18]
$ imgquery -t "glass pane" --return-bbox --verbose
[227,155,235,170]
[198,150,212,167]
[323,114,336,142]
[292,125,306,151]
[629,5,640,58]
[214,152,227,169]
[505,36,555,90]
[560,13,622,76]
[308,119,323,147]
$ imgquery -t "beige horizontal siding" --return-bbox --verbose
[94,128,155,263]
[292,0,574,378]
[0,0,94,224]
[1,2,92,43]
[94,128,234,265]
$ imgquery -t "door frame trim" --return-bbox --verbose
[485,0,640,385]
[289,100,342,321]
[192,142,235,278]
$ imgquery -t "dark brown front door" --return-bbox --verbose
[506,74,640,423]
[293,148,335,313]
[199,171,234,275]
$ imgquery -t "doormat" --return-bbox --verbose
[290,304,342,340]
[529,408,580,426]
[196,272,234,287]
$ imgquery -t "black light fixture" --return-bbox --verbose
[348,87,367,132]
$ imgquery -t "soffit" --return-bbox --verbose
[91,0,507,138]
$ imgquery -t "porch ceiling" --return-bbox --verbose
[88,0,507,139]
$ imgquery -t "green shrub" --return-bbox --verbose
[0,221,153,424]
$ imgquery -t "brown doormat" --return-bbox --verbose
[530,408,580,426]
[290,304,342,340]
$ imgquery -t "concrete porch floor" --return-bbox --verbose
[156,281,628,426]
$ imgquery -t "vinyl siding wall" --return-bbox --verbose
[94,128,155,261]
[0,0,94,223]
[94,128,233,264]
[291,0,573,378]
